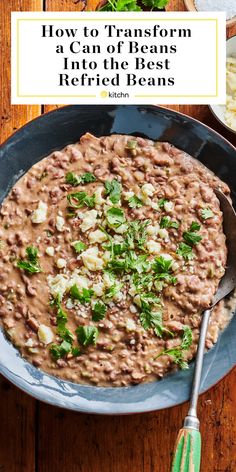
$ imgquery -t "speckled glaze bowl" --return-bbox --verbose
[0,105,236,414]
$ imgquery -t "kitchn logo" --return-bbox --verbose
[100,90,130,98]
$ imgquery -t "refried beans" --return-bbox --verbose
[0,133,230,386]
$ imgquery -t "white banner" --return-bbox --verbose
[11,11,226,105]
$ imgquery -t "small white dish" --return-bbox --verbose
[209,35,236,135]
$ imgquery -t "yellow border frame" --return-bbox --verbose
[16,17,219,99]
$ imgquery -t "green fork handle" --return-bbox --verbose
[171,427,201,472]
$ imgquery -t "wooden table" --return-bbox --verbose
[1,1,236,471]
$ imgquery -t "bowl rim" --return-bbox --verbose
[183,0,236,27]
[209,34,236,136]
[0,104,236,414]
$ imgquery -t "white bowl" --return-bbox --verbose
[209,35,236,135]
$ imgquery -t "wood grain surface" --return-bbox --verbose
[1,1,236,471]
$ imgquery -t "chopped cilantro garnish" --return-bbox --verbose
[158,198,169,209]
[76,325,99,347]
[131,273,153,291]
[66,172,81,186]
[70,285,94,304]
[137,293,172,338]
[183,231,202,246]
[104,179,122,204]
[50,340,72,360]
[190,221,201,231]
[66,172,96,186]
[152,256,177,284]
[108,251,149,274]
[128,195,143,208]
[71,346,81,357]
[67,191,95,208]
[125,219,150,250]
[106,207,126,226]
[176,242,194,260]
[156,326,193,369]
[105,283,122,298]
[201,208,214,220]
[71,240,87,253]
[160,216,179,229]
[49,297,75,360]
[17,246,42,274]
[92,302,107,321]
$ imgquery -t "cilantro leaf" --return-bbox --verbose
[142,0,168,7]
[67,192,95,208]
[152,256,176,284]
[125,219,150,250]
[76,325,99,347]
[156,326,193,369]
[201,208,214,220]
[65,172,81,186]
[105,282,123,298]
[71,240,87,253]
[70,285,94,304]
[138,293,172,338]
[190,221,201,231]
[50,340,72,360]
[106,207,126,226]
[183,231,202,246]
[158,198,169,209]
[104,179,122,204]
[160,216,179,229]
[107,251,149,274]
[92,302,107,321]
[17,246,42,274]
[99,0,141,10]
[66,172,96,186]
[128,195,143,208]
[131,273,153,291]
[176,242,194,260]
[79,173,96,184]
[71,346,81,357]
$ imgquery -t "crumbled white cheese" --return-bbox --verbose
[114,223,128,234]
[94,187,105,206]
[31,201,47,224]
[151,201,159,211]
[46,246,55,257]
[147,224,159,236]
[130,304,137,314]
[38,324,54,345]
[47,274,68,298]
[103,271,115,288]
[89,229,107,244]
[146,240,161,254]
[123,191,134,200]
[164,201,173,213]
[102,250,111,262]
[160,253,173,262]
[66,298,74,309]
[67,272,90,290]
[126,318,136,331]
[158,228,169,239]
[80,209,98,232]
[141,183,155,197]
[56,258,67,269]
[25,338,34,348]
[56,215,65,232]
[92,282,104,296]
[81,246,104,271]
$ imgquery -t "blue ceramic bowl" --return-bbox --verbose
[0,105,236,414]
